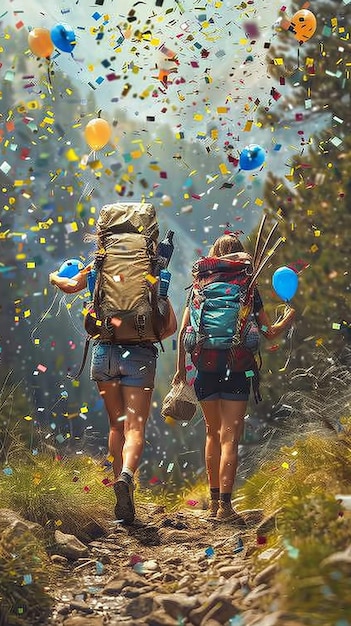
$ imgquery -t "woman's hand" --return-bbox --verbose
[172,370,186,386]
[283,305,296,324]
[49,271,59,286]
[257,304,296,340]
[49,270,87,293]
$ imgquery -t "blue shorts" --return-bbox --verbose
[90,342,158,388]
[194,370,250,402]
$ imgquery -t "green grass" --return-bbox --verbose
[237,431,351,515]
[236,427,351,625]
[0,454,115,540]
[0,527,53,626]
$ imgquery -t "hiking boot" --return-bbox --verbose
[216,502,247,526]
[206,500,219,518]
[114,477,135,524]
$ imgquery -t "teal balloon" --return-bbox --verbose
[58,259,83,278]
[272,266,298,301]
[239,144,265,171]
[50,23,76,53]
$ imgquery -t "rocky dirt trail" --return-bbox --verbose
[47,504,303,626]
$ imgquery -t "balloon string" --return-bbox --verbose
[279,321,296,372]
[46,58,53,94]
[71,149,96,219]
[63,298,86,338]
[30,288,87,344]
[30,290,60,341]
[297,46,302,71]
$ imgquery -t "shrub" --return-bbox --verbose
[0,527,52,626]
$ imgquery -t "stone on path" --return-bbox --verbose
[69,600,94,614]
[188,592,239,626]
[61,616,105,626]
[54,530,89,560]
[154,592,200,619]
[124,593,155,619]
[0,508,44,539]
[103,570,148,595]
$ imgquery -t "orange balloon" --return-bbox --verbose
[28,27,54,58]
[84,118,112,151]
[290,9,317,43]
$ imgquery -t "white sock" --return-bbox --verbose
[121,466,134,479]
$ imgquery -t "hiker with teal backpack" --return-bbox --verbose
[50,202,177,524]
[173,232,295,522]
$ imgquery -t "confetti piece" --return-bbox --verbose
[37,364,47,373]
[205,546,215,557]
[23,574,33,585]
[233,537,244,554]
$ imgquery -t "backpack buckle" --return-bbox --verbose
[136,314,146,337]
[104,317,114,334]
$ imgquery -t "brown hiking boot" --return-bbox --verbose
[114,477,135,524]
[205,500,219,518]
[216,502,247,526]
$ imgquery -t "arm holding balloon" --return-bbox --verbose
[257,264,298,338]
[257,305,295,340]
[49,269,88,294]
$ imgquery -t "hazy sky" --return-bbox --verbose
[2,0,290,140]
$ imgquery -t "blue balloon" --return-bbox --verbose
[50,23,76,53]
[272,266,298,302]
[58,259,84,279]
[239,144,266,171]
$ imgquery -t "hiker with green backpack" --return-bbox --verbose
[173,232,295,523]
[50,202,177,524]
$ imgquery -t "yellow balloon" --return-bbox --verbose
[28,28,54,59]
[290,9,317,43]
[84,118,112,151]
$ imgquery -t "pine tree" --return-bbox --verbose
[255,0,351,378]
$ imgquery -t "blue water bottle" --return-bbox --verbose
[159,269,171,298]
[87,268,97,300]
[156,230,174,269]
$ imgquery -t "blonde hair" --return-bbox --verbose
[208,234,245,257]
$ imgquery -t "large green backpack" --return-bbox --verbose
[85,201,168,344]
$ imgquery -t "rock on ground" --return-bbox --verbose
[45,505,284,626]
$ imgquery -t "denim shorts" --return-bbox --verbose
[194,370,250,402]
[90,342,158,388]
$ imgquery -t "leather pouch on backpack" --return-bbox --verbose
[84,307,112,340]
[190,344,229,373]
[191,344,257,374]
[227,346,258,372]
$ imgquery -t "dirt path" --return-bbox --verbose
[47,504,298,626]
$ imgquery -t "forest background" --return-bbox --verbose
[0,0,350,487]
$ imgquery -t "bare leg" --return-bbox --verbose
[219,399,247,494]
[97,381,125,478]
[121,386,153,473]
[200,399,221,490]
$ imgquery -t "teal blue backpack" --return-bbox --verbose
[183,252,262,400]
